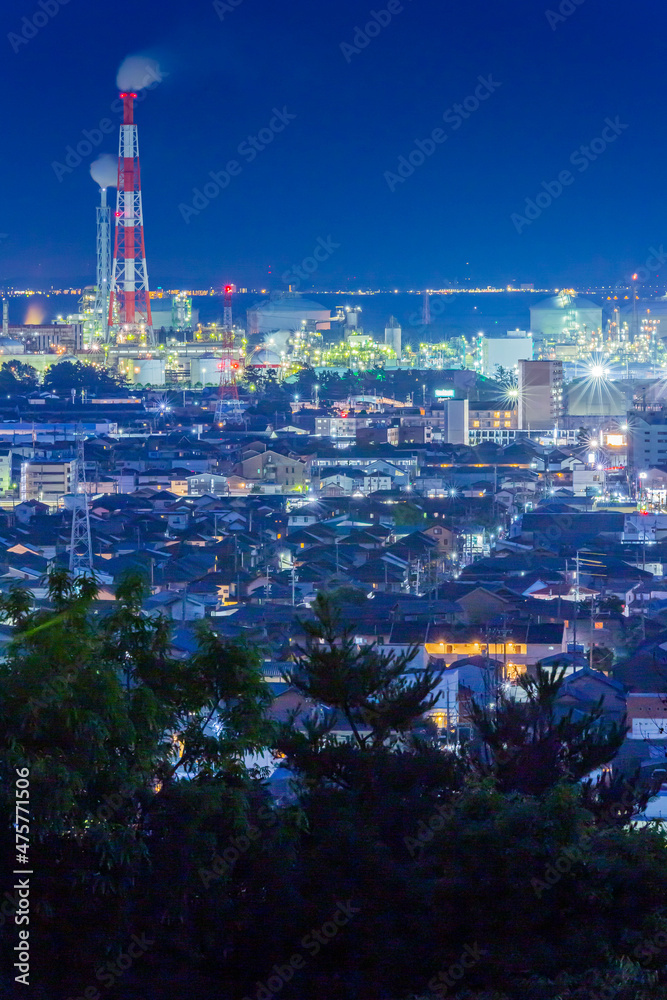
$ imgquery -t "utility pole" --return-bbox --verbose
[572,550,580,653]
[643,522,647,573]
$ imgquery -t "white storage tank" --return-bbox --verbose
[530,294,602,338]
[129,358,165,386]
[189,356,220,386]
[247,294,333,336]
[384,317,402,359]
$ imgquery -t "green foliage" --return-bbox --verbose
[592,644,614,672]
[0,572,275,992]
[43,359,126,394]
[327,585,369,606]
[469,664,627,795]
[2,581,667,998]
[0,360,38,394]
[393,501,429,527]
[600,595,624,613]
[282,593,443,752]
[491,364,518,392]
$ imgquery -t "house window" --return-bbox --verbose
[446,644,453,653]
[473,421,480,428]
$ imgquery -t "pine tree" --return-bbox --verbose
[468,663,627,795]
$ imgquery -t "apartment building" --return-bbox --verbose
[20,460,73,505]
[468,404,518,444]
[315,416,371,440]
[518,360,564,431]
[237,450,306,488]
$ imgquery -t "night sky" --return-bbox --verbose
[1,0,664,290]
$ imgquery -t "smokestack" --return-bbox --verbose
[89,155,116,347]
[121,91,136,125]
[108,89,154,346]
[2,299,8,336]
[95,186,111,345]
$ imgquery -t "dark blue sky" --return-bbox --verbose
[1,0,663,290]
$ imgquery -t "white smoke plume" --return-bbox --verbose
[116,55,164,93]
[89,153,118,189]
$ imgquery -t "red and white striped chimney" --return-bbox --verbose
[108,91,154,346]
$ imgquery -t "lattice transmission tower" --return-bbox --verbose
[214,284,243,426]
[69,427,94,577]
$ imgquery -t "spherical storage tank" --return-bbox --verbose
[130,358,165,386]
[247,348,282,369]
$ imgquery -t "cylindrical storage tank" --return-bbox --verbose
[530,295,602,337]
[0,338,25,354]
[247,295,333,336]
[384,324,402,359]
[189,356,220,386]
[130,358,165,386]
